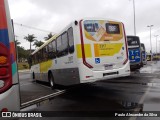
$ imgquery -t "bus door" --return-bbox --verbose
[79,20,128,71]
[0,0,20,111]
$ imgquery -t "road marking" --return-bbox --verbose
[34,82,51,89]
[21,90,65,109]
[20,83,33,86]
[128,80,153,120]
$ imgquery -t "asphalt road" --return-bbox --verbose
[18,61,160,120]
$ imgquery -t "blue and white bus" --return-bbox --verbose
[127,36,142,71]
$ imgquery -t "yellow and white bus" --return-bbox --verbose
[30,18,130,89]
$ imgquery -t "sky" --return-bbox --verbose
[8,0,160,53]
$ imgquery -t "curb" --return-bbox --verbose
[18,69,30,73]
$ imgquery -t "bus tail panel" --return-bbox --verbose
[0,0,20,111]
[77,19,130,82]
[80,20,128,71]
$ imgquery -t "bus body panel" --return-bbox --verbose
[5,0,19,84]
[76,19,130,82]
[128,48,141,63]
[0,0,20,111]
[0,85,20,111]
[78,60,130,83]
[31,23,81,85]
[80,20,128,70]
[141,43,147,64]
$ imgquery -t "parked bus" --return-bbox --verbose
[127,36,142,71]
[147,53,152,61]
[0,0,20,111]
[141,43,147,65]
[30,19,130,89]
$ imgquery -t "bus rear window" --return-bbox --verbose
[84,23,99,32]
[105,23,120,34]
[127,37,140,46]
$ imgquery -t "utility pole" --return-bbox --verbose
[147,25,154,54]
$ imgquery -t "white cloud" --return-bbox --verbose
[8,0,160,52]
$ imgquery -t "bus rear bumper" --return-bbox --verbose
[130,63,142,71]
[0,85,20,111]
[80,61,130,83]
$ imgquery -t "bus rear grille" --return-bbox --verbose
[103,71,119,76]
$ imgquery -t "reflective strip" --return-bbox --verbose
[76,44,92,58]
[10,42,16,64]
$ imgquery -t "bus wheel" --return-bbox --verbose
[32,72,37,82]
[49,73,55,89]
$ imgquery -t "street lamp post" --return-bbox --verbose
[132,0,136,35]
[154,35,159,61]
[154,35,158,55]
[147,25,154,54]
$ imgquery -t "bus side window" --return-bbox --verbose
[34,53,37,64]
[52,40,56,59]
[37,49,44,63]
[56,35,62,57]
[48,42,53,60]
[61,32,68,56]
[68,27,74,53]
[44,46,48,61]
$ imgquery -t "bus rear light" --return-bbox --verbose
[0,44,12,93]
[0,56,7,64]
[86,76,93,78]
[1,108,8,112]
[0,68,7,76]
[122,23,128,65]
[123,59,128,65]
[0,80,5,88]
[79,20,93,69]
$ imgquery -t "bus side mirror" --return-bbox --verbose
[74,20,78,25]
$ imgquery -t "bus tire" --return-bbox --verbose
[49,73,55,89]
[33,72,35,80]
[32,72,37,82]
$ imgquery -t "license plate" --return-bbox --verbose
[104,64,113,70]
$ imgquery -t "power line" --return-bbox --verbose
[14,22,56,34]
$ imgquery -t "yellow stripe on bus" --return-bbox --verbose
[40,60,53,72]
[94,43,123,57]
[76,44,92,58]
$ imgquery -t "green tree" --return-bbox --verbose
[44,33,53,41]
[15,40,21,47]
[17,46,29,62]
[33,40,44,48]
[24,34,36,54]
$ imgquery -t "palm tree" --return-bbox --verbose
[24,34,36,54]
[33,40,44,48]
[44,33,53,41]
